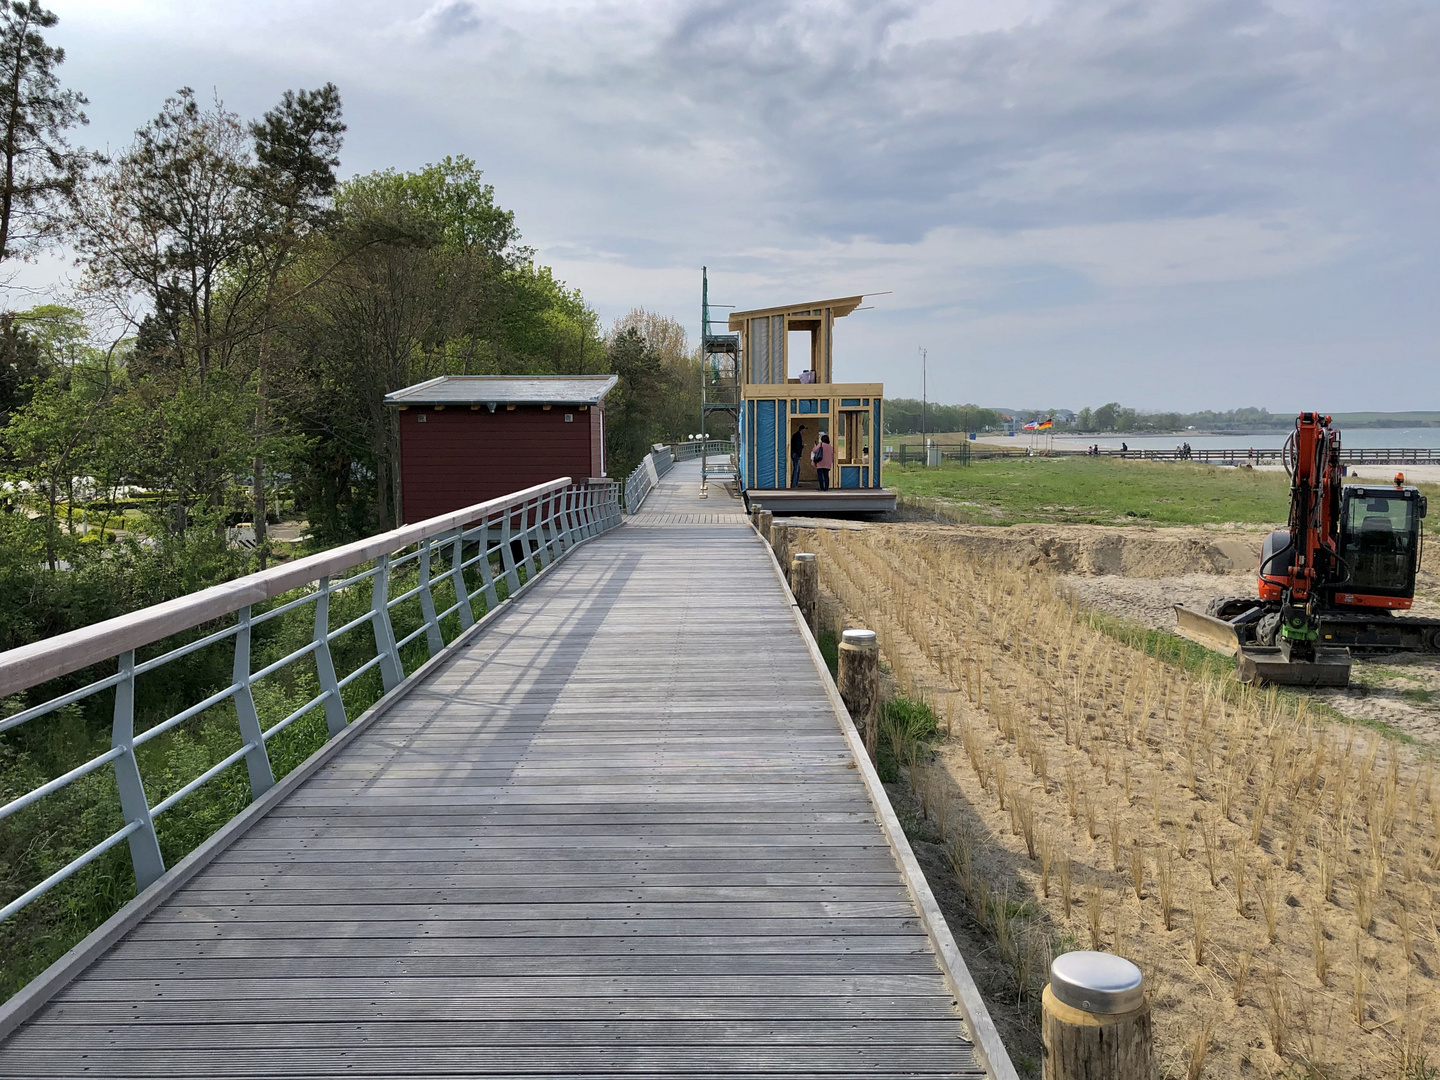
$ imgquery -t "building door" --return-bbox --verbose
[788,415,828,487]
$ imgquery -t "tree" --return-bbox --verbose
[283,158,526,534]
[0,1,88,272]
[603,326,668,478]
[0,306,118,568]
[74,88,262,531]
[77,88,259,384]
[247,83,344,564]
[611,308,698,441]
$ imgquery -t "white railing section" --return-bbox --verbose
[0,477,622,923]
[622,447,677,515]
[672,439,733,462]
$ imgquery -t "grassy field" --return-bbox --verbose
[885,456,1295,526]
[886,456,1440,533]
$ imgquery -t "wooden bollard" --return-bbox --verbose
[771,523,791,577]
[791,552,817,631]
[756,509,773,545]
[1043,952,1156,1080]
[838,628,879,761]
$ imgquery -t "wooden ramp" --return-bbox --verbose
[0,461,996,1079]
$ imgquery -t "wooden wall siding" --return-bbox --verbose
[590,406,604,479]
[399,407,598,524]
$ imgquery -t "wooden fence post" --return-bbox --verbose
[791,553,817,632]
[771,522,790,579]
[1042,952,1156,1080]
[838,628,879,761]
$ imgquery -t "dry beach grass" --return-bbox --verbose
[786,522,1440,1079]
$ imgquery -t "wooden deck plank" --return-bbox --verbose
[0,461,985,1079]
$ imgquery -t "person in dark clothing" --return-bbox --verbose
[790,425,807,486]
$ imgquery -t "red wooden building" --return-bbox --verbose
[384,375,618,524]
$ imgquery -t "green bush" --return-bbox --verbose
[875,695,940,783]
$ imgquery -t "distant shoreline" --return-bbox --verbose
[890,424,1440,442]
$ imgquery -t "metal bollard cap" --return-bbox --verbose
[841,629,877,646]
[793,552,816,562]
[1049,951,1144,1014]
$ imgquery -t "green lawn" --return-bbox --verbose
[885,456,1293,527]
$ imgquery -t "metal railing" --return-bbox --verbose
[0,477,622,923]
[621,447,677,514]
[673,439,733,462]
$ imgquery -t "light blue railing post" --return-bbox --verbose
[535,492,556,568]
[232,607,276,799]
[499,510,521,594]
[371,553,404,692]
[111,650,166,890]
[449,527,474,630]
[581,485,597,538]
[474,516,499,610]
[550,490,569,558]
[417,538,444,656]
[519,498,540,581]
[313,577,349,737]
[561,487,578,548]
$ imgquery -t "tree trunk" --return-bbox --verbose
[44,481,57,571]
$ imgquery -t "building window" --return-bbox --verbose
[837,410,869,464]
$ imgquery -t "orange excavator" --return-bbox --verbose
[1175,412,1435,686]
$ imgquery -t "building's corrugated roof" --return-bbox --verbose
[384,375,619,406]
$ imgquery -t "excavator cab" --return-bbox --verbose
[1333,485,1426,606]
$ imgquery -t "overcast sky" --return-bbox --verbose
[32,0,1440,411]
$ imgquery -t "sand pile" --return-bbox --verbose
[883,522,1265,578]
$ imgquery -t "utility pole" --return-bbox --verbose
[919,346,927,443]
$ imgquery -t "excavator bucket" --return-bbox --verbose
[1235,645,1352,688]
[1173,605,1242,656]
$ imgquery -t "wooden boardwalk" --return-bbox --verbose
[0,462,993,1079]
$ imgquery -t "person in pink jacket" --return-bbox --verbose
[811,433,835,490]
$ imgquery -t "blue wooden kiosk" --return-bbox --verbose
[732,294,896,513]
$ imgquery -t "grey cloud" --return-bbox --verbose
[425,1,484,39]
[625,0,1439,245]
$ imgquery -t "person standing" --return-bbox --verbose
[813,433,835,491]
[790,425,807,487]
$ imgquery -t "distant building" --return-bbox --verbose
[731,293,894,512]
[384,375,617,524]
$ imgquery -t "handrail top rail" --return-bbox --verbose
[0,476,586,699]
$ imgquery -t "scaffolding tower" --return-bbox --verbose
[700,267,739,491]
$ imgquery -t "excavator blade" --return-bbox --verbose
[1173,605,1242,656]
[1235,645,1352,687]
